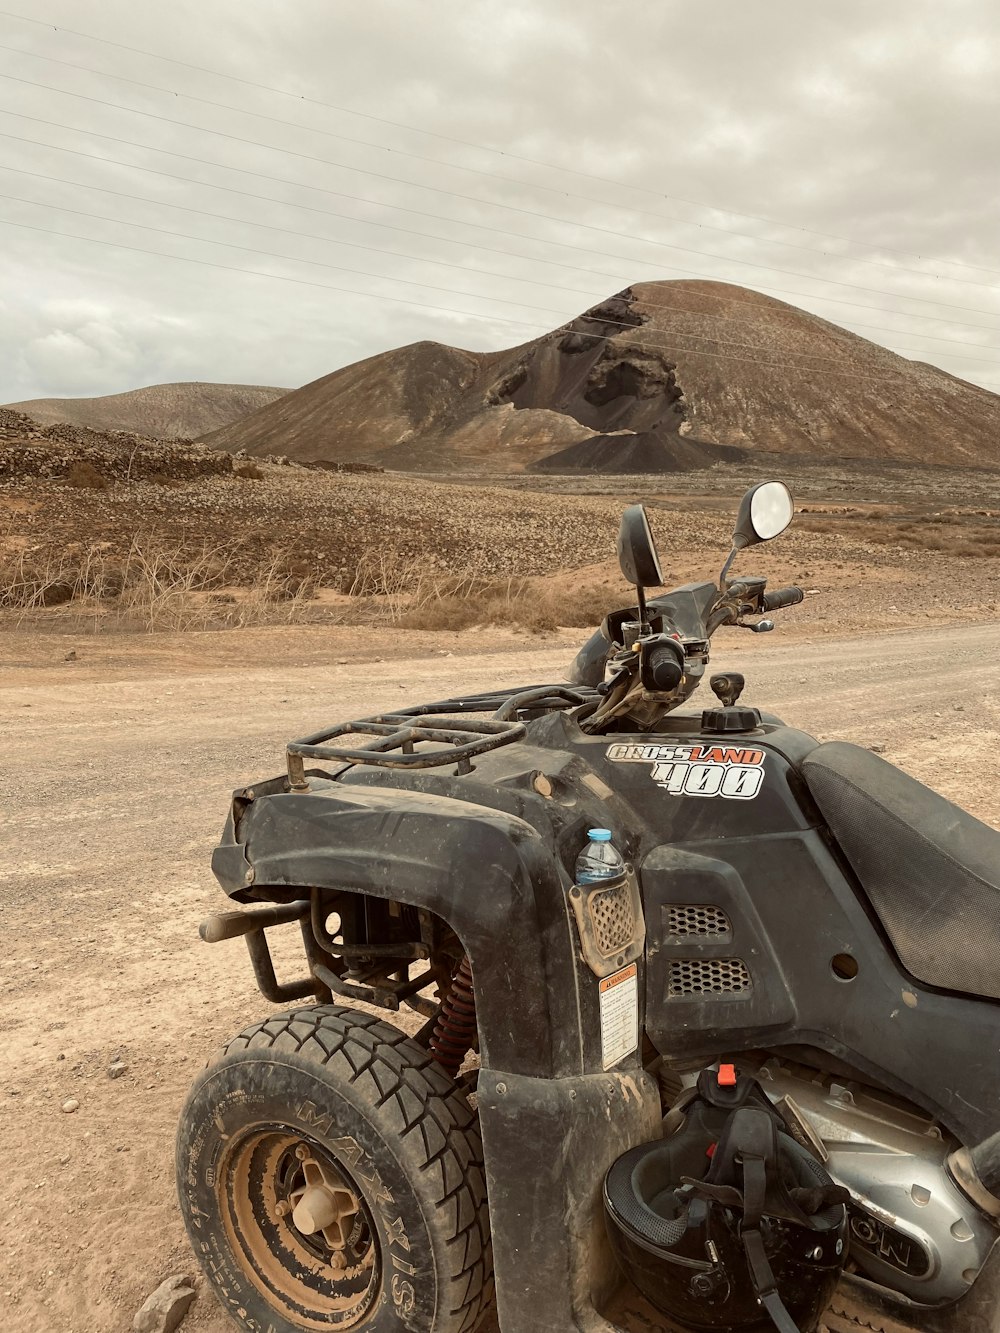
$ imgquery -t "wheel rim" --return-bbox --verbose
[219,1127,382,1329]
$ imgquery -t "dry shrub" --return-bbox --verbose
[234,462,264,480]
[344,549,615,632]
[65,460,108,490]
[0,539,319,633]
[1,538,616,637]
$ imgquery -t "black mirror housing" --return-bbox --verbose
[731,482,794,551]
[617,505,664,589]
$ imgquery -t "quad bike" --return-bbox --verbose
[178,483,1000,1333]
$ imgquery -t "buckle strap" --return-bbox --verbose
[740,1177,804,1333]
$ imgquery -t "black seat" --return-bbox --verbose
[801,742,1000,1001]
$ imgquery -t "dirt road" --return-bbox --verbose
[3,620,999,1332]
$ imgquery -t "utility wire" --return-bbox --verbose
[6,187,998,369]
[0,37,996,294]
[4,70,1000,328]
[5,160,1000,365]
[0,214,922,382]
[2,4,996,283]
[1,186,916,368]
[6,108,1000,343]
[0,163,606,302]
[0,187,572,316]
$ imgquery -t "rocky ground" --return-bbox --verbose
[5,407,1000,1331]
[3,621,1000,1333]
[4,408,1000,642]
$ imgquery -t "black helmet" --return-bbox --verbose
[604,1069,849,1332]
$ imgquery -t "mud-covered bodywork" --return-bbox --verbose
[210,703,1000,1331]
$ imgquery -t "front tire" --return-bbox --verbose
[176,1005,494,1332]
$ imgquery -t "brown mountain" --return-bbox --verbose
[200,281,1000,472]
[4,381,289,440]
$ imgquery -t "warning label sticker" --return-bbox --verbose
[599,962,638,1070]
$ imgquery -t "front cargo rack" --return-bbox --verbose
[286,683,596,785]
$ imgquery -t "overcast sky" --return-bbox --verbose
[1,0,999,402]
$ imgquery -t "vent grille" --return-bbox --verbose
[668,958,752,997]
[589,882,636,956]
[666,904,731,939]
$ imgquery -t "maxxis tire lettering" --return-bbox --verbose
[176,1004,493,1333]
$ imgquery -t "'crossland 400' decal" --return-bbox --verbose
[607,743,765,800]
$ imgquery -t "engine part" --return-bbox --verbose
[758,1061,999,1304]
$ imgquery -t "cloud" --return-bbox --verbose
[1,0,999,401]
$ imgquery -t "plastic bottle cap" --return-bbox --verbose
[588,829,612,842]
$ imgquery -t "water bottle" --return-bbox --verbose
[575,828,626,885]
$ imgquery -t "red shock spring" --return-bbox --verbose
[429,956,477,1078]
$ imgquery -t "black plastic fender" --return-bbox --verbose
[216,782,598,1079]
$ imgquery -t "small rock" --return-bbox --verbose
[868,744,886,755]
[954,703,965,712]
[61,1098,79,1114]
[59,1153,71,1165]
[108,1060,128,1080]
[64,650,77,661]
[133,1275,196,1333]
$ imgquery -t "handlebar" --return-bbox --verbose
[761,585,804,612]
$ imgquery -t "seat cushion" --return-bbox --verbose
[802,742,1000,1001]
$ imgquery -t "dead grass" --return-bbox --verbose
[796,512,1000,558]
[0,539,319,633]
[345,548,613,632]
[0,540,618,637]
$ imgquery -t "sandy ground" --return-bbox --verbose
[3,618,1000,1332]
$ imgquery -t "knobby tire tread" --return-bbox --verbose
[219,1004,493,1332]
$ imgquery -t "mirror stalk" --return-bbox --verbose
[719,535,750,587]
[635,584,648,630]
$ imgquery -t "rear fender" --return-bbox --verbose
[214,782,584,1078]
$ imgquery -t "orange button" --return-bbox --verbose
[718,1063,737,1087]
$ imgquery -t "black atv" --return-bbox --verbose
[177,484,1000,1333]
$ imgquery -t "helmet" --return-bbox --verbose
[604,1070,849,1331]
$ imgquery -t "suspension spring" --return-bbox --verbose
[429,956,477,1078]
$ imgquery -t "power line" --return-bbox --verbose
[0,186,913,368]
[0,213,919,382]
[2,36,997,295]
[6,186,998,371]
[2,4,996,284]
[0,163,606,301]
[5,70,1000,329]
[0,125,633,284]
[6,108,1000,342]
[0,187,572,316]
[6,159,1000,367]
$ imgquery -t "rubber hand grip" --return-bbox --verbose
[761,586,804,612]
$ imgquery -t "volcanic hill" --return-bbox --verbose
[4,381,289,440]
[202,279,1000,472]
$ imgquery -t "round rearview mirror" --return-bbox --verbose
[617,504,664,589]
[749,481,794,540]
[732,481,794,551]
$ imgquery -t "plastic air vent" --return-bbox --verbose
[668,958,752,997]
[666,904,731,940]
